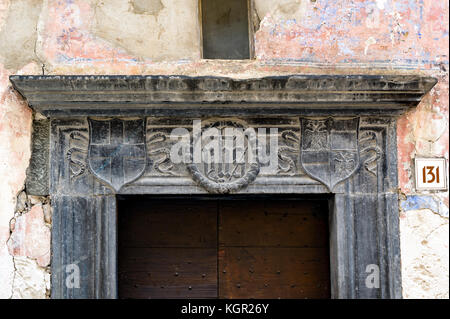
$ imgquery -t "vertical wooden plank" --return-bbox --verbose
[218,200,330,299]
[219,200,329,247]
[219,247,330,298]
[118,199,218,299]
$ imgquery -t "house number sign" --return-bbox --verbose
[415,158,448,191]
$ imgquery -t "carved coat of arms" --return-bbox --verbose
[300,118,360,191]
[88,118,146,191]
[187,119,260,194]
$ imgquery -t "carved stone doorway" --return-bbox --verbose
[9,74,437,299]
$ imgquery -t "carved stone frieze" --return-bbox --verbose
[54,116,388,194]
[142,117,305,193]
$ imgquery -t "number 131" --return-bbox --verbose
[423,166,440,183]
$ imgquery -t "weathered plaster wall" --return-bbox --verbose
[0,0,448,298]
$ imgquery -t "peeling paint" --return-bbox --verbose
[0,0,43,70]
[400,208,449,299]
[401,195,449,218]
[364,37,377,55]
[130,0,164,15]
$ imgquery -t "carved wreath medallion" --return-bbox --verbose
[187,119,260,194]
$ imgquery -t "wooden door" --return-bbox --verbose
[118,199,218,298]
[218,200,330,298]
[118,198,330,299]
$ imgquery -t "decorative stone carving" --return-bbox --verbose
[277,130,300,175]
[67,131,88,181]
[359,131,382,176]
[26,119,50,195]
[186,119,260,194]
[300,118,360,191]
[59,116,385,195]
[143,117,304,193]
[87,118,146,192]
[146,131,176,176]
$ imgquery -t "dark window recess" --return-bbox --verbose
[201,0,251,59]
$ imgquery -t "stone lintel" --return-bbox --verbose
[10,75,437,117]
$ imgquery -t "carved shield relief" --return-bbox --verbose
[187,119,260,194]
[88,118,146,191]
[300,118,360,191]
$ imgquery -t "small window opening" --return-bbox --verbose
[201,0,252,59]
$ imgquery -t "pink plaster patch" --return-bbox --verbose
[7,205,51,267]
[397,113,415,193]
[255,0,449,64]
[41,0,139,68]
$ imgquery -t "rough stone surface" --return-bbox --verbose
[11,256,50,299]
[0,225,14,299]
[26,119,49,195]
[400,209,449,299]
[0,0,448,299]
[15,191,28,213]
[42,204,51,224]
